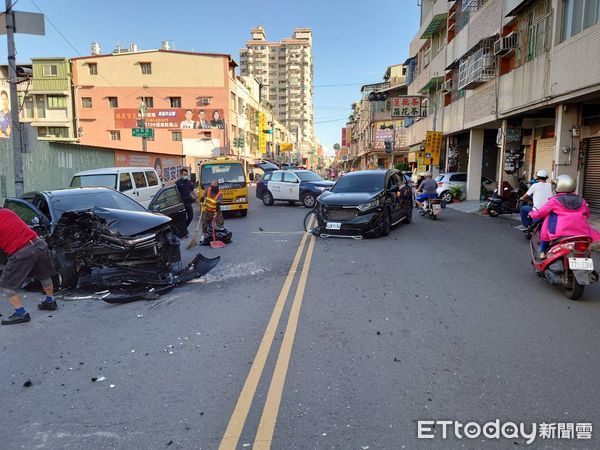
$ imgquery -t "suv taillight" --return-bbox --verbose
[437,182,443,187]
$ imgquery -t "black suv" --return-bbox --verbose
[313,170,413,238]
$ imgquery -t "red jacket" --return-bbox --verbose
[0,209,38,255]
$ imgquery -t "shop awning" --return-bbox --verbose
[421,13,448,39]
[419,75,446,94]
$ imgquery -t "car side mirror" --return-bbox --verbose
[31,216,40,226]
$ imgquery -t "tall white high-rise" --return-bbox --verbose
[239,27,314,146]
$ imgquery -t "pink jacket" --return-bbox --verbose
[529,193,600,242]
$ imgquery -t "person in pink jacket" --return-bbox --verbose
[529,175,600,259]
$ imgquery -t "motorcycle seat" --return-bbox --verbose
[549,235,592,247]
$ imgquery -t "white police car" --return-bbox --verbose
[256,169,335,208]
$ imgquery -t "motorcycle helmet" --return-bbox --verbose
[555,174,576,193]
[535,169,549,179]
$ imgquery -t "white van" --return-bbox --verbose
[70,167,162,207]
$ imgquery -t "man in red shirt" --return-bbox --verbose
[0,208,58,325]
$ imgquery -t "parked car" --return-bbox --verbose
[256,169,334,208]
[1,186,204,289]
[70,167,162,207]
[435,172,497,202]
[312,169,413,239]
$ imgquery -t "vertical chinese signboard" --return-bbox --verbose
[342,127,348,147]
[425,131,443,165]
[259,112,267,154]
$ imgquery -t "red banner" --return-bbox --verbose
[342,127,347,147]
[114,108,225,130]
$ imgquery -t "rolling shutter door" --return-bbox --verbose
[533,138,554,175]
[583,137,600,213]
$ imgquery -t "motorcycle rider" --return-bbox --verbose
[415,172,438,209]
[529,175,600,259]
[518,169,553,230]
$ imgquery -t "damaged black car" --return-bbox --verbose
[1,186,218,299]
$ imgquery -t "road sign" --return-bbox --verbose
[132,128,154,138]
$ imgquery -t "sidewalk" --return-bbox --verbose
[446,200,522,220]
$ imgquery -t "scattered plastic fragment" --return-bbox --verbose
[23,380,32,388]
[137,314,144,318]
[97,376,106,382]
[110,384,115,388]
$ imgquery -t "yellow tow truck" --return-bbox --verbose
[197,157,248,217]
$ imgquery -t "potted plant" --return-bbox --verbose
[449,185,463,202]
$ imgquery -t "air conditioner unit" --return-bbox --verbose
[440,80,453,92]
[201,97,211,105]
[494,33,519,56]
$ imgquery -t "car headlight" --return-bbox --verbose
[235,197,247,203]
[316,186,326,191]
[357,199,379,211]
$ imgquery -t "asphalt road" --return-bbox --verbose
[1,188,599,449]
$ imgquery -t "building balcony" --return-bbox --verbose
[409,0,449,56]
[408,48,447,95]
[405,114,435,147]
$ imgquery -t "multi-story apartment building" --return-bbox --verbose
[404,0,600,211]
[71,44,295,180]
[239,27,315,151]
[345,67,409,170]
[1,58,77,141]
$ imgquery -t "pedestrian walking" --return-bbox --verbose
[200,180,224,240]
[0,208,57,325]
[175,168,196,238]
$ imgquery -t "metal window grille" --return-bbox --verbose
[457,38,496,90]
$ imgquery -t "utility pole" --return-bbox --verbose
[5,0,24,196]
[139,100,148,152]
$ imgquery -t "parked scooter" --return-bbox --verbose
[530,223,598,300]
[486,178,529,217]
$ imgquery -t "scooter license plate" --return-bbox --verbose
[568,258,594,271]
[326,222,341,230]
[432,204,442,210]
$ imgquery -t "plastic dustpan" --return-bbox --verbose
[210,216,226,249]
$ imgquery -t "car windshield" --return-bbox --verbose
[332,174,384,194]
[70,174,118,189]
[201,163,245,187]
[53,191,147,215]
[296,171,323,182]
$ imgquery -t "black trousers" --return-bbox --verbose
[184,202,194,228]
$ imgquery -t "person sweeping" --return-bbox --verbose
[188,180,224,247]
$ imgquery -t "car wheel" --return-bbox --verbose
[302,192,317,208]
[440,191,453,203]
[263,191,274,206]
[239,210,248,217]
[379,209,391,237]
[54,251,79,289]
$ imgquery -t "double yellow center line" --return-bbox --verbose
[219,222,316,450]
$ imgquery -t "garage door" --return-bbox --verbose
[583,137,600,213]
[533,138,555,175]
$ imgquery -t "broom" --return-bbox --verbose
[187,203,203,249]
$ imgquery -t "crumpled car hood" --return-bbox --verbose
[60,207,172,237]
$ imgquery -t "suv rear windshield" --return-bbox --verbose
[435,175,444,182]
[332,173,384,194]
[296,171,323,182]
[71,174,117,189]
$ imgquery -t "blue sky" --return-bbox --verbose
[2,0,420,154]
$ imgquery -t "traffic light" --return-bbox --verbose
[384,140,393,153]
[368,91,389,102]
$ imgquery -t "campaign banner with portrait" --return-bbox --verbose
[114,108,225,130]
[114,150,185,184]
[0,81,12,139]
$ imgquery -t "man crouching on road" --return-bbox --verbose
[200,179,224,240]
[0,208,57,325]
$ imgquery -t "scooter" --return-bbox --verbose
[486,179,528,217]
[530,226,598,300]
[419,196,443,220]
